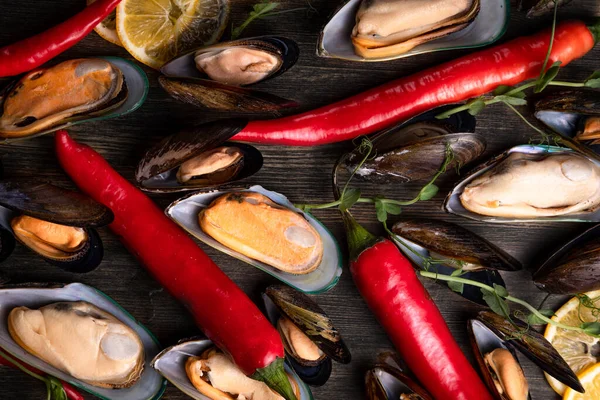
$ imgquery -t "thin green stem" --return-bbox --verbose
[503,102,554,141]
[538,1,559,80]
[0,348,47,382]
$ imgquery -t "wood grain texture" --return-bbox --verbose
[0,0,599,398]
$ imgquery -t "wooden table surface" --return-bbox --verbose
[1,0,599,399]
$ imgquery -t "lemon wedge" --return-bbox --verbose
[563,363,600,400]
[116,0,229,69]
[544,290,600,395]
[87,0,122,46]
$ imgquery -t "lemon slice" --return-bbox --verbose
[116,0,229,69]
[563,363,600,400]
[544,290,600,396]
[87,0,122,46]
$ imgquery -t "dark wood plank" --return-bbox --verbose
[0,0,599,399]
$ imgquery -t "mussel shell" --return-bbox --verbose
[136,119,263,193]
[392,219,521,271]
[265,285,351,364]
[317,0,510,62]
[0,181,113,227]
[534,224,600,294]
[390,229,507,306]
[468,319,531,400]
[366,365,433,400]
[444,144,600,223]
[476,310,584,393]
[161,36,299,84]
[151,337,313,400]
[159,76,298,113]
[0,57,148,143]
[0,282,166,400]
[37,227,104,273]
[166,185,343,293]
[519,0,573,18]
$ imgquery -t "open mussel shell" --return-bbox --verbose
[0,181,113,272]
[444,144,600,223]
[519,0,573,18]
[534,224,600,294]
[262,285,351,386]
[151,338,313,400]
[0,282,166,400]
[468,319,531,400]
[366,352,433,400]
[136,119,262,193]
[476,310,584,393]
[390,220,507,306]
[534,89,600,152]
[0,57,148,143]
[166,185,343,293]
[341,106,484,183]
[318,0,509,62]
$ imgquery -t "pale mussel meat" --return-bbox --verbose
[0,180,113,272]
[0,58,148,141]
[0,283,166,399]
[391,218,511,305]
[534,224,600,294]
[151,338,313,400]
[342,106,485,183]
[535,89,600,151]
[475,310,584,393]
[136,119,262,193]
[160,36,299,113]
[469,318,530,400]
[445,145,600,222]
[263,285,351,386]
[365,352,433,400]
[351,0,480,59]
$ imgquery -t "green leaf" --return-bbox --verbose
[581,321,600,336]
[384,202,402,215]
[493,283,509,298]
[496,95,528,106]
[535,61,562,93]
[447,280,464,294]
[419,184,438,201]
[47,377,67,400]
[585,70,600,88]
[375,200,387,223]
[232,1,280,39]
[527,309,555,325]
[467,98,486,116]
[451,268,464,277]
[493,85,514,95]
[481,289,510,317]
[339,188,360,211]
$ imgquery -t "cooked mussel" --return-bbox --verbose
[341,106,485,183]
[468,319,530,400]
[263,285,351,386]
[475,310,584,393]
[534,224,600,294]
[535,89,600,150]
[151,338,313,400]
[445,145,600,222]
[0,282,166,399]
[519,0,573,18]
[166,185,343,293]
[366,352,433,400]
[0,58,148,142]
[160,36,299,112]
[390,219,511,305]
[351,0,480,59]
[318,0,509,62]
[136,119,262,193]
[0,181,113,272]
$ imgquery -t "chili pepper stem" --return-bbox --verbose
[588,20,600,43]
[251,357,297,400]
[341,211,380,260]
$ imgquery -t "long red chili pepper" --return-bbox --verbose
[232,20,599,146]
[343,213,492,400]
[0,351,84,400]
[0,0,121,77]
[54,131,296,400]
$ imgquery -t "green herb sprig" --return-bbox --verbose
[231,1,308,39]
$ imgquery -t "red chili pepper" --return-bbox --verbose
[232,20,599,146]
[54,131,296,400]
[342,214,493,400]
[0,352,84,400]
[0,0,121,77]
